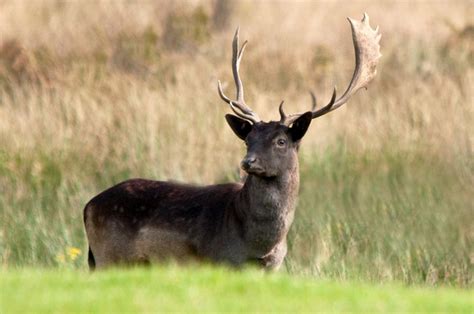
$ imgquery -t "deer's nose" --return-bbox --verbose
[241,155,257,170]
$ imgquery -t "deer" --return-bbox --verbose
[84,14,381,270]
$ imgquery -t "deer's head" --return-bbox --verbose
[218,14,381,178]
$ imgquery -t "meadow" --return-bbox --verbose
[0,0,472,294]
[1,266,473,313]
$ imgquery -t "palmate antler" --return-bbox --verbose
[280,13,382,125]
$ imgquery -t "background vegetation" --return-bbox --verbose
[0,0,472,288]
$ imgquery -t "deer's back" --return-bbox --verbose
[84,178,242,266]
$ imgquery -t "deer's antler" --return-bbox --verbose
[280,13,382,125]
[218,28,261,124]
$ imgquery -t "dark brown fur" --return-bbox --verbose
[84,117,312,270]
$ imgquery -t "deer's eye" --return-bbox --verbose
[277,138,286,147]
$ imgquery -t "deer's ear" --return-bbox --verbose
[289,111,312,142]
[225,114,252,140]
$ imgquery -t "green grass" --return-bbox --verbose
[1,266,472,313]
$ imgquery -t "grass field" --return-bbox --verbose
[1,266,473,313]
[0,0,472,297]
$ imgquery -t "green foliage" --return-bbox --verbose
[287,146,472,286]
[0,145,471,287]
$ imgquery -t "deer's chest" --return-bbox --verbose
[242,179,297,257]
[245,195,293,256]
[245,213,288,256]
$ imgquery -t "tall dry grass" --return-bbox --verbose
[0,1,472,286]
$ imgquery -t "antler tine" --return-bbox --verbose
[217,80,231,103]
[232,27,247,106]
[281,13,381,126]
[282,88,336,125]
[310,91,317,110]
[217,27,261,124]
[312,87,337,118]
[278,101,286,123]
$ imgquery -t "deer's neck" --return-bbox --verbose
[235,163,299,255]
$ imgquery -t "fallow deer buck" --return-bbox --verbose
[84,14,381,270]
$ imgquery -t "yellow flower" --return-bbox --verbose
[67,247,82,261]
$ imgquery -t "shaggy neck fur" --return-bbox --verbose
[235,159,300,256]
